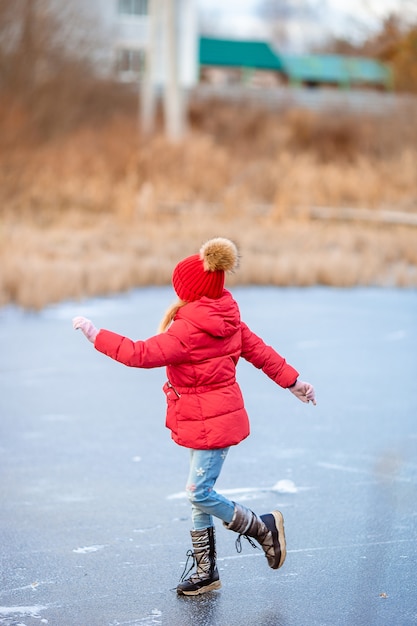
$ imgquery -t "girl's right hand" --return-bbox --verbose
[72,316,99,344]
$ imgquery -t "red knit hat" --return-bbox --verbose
[172,238,239,302]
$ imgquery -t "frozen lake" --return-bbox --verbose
[1,286,416,626]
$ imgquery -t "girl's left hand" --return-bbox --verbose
[289,380,316,405]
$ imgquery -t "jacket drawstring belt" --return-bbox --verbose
[166,379,236,397]
[167,381,181,398]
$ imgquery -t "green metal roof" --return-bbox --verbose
[199,37,284,71]
[198,37,391,87]
[280,54,391,86]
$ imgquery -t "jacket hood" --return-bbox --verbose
[175,290,240,338]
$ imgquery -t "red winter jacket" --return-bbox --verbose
[94,290,298,450]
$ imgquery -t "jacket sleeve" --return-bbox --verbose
[94,326,189,369]
[240,321,299,388]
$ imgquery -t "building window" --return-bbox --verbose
[117,0,148,16]
[115,47,145,80]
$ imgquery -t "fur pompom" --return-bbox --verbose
[200,238,239,273]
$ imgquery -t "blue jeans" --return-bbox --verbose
[186,448,235,530]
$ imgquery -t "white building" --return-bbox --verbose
[76,0,198,88]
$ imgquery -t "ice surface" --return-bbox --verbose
[1,286,416,626]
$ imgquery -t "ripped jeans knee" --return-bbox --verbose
[185,448,234,529]
[186,483,213,507]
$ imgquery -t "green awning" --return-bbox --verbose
[198,37,391,88]
[280,54,392,86]
[199,37,284,72]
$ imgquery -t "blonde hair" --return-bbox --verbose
[158,299,187,333]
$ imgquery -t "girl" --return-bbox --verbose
[73,237,316,596]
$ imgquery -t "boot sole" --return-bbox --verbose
[177,580,222,596]
[271,510,286,569]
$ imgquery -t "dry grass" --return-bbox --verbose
[1,100,417,309]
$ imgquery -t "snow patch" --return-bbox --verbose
[272,479,298,494]
[72,545,106,554]
[167,480,300,500]
[0,605,47,619]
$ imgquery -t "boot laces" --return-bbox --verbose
[179,549,196,583]
[179,549,213,584]
[235,533,259,554]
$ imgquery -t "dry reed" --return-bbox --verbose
[1,100,417,309]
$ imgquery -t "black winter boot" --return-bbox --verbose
[224,502,286,569]
[177,526,221,596]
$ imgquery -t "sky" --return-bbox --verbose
[198,0,417,51]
